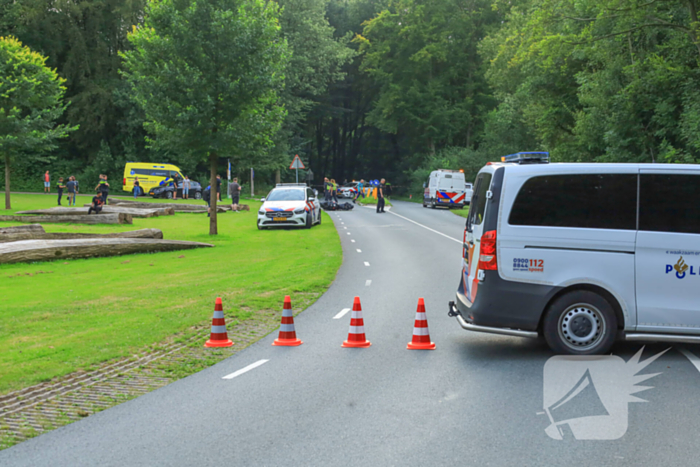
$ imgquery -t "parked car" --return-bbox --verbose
[339,182,360,198]
[257,184,321,230]
[449,151,700,355]
[149,180,203,199]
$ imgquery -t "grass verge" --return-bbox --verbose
[0,194,341,395]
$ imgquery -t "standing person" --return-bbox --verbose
[331,179,339,203]
[96,175,110,205]
[133,177,141,198]
[65,176,76,206]
[323,177,331,203]
[203,184,212,217]
[229,177,241,212]
[353,179,366,205]
[88,192,104,214]
[43,171,50,193]
[56,178,65,205]
[216,175,222,202]
[182,176,191,199]
[376,178,386,213]
[170,172,179,200]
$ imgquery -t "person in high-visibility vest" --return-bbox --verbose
[331,179,339,203]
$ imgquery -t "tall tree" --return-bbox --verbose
[357,0,499,155]
[0,36,76,209]
[122,0,289,234]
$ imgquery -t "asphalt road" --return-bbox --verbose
[3,200,700,466]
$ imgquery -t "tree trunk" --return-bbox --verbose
[0,224,45,235]
[0,213,132,224]
[4,153,10,210]
[0,228,163,243]
[18,206,166,218]
[275,169,280,185]
[209,152,218,235]
[0,238,213,264]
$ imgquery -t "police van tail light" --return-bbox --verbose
[478,230,497,270]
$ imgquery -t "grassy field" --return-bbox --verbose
[0,193,341,394]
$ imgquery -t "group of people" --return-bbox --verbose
[53,174,80,207]
[322,177,386,213]
[201,177,242,217]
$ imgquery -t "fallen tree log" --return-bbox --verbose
[0,228,163,243]
[107,199,211,212]
[0,213,132,225]
[17,206,170,218]
[0,238,213,264]
[0,224,45,235]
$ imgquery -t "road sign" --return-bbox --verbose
[289,155,305,170]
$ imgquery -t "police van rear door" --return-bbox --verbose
[462,168,494,303]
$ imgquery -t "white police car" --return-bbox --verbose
[257,184,321,230]
[449,152,700,355]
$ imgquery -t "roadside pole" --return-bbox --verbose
[251,168,254,196]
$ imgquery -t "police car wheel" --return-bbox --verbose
[257,222,264,230]
[542,291,617,355]
[166,191,173,200]
[305,213,312,229]
[194,192,202,200]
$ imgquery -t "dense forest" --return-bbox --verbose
[2,0,699,194]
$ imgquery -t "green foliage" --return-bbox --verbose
[357,0,500,154]
[272,0,354,164]
[0,36,76,208]
[122,0,290,233]
[480,0,700,164]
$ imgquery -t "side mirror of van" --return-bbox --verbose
[260,198,266,202]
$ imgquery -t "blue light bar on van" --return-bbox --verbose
[501,152,550,164]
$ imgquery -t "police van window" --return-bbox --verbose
[444,174,452,179]
[467,173,492,229]
[509,174,637,230]
[640,174,700,234]
[133,168,168,177]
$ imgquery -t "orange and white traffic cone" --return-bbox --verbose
[204,297,233,348]
[273,296,303,346]
[407,298,435,350]
[342,296,371,348]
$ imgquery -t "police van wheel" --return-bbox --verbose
[542,291,617,355]
[430,199,436,209]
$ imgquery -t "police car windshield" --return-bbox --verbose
[266,189,305,201]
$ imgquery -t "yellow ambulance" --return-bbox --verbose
[122,162,184,194]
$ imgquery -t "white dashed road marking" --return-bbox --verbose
[364,262,370,267]
[347,232,351,235]
[222,359,269,380]
[333,308,351,320]
[356,249,362,253]
[365,280,372,286]
[351,239,355,243]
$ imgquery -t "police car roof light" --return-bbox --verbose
[501,152,550,164]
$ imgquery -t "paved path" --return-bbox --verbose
[2,201,700,466]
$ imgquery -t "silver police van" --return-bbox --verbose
[449,152,700,355]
